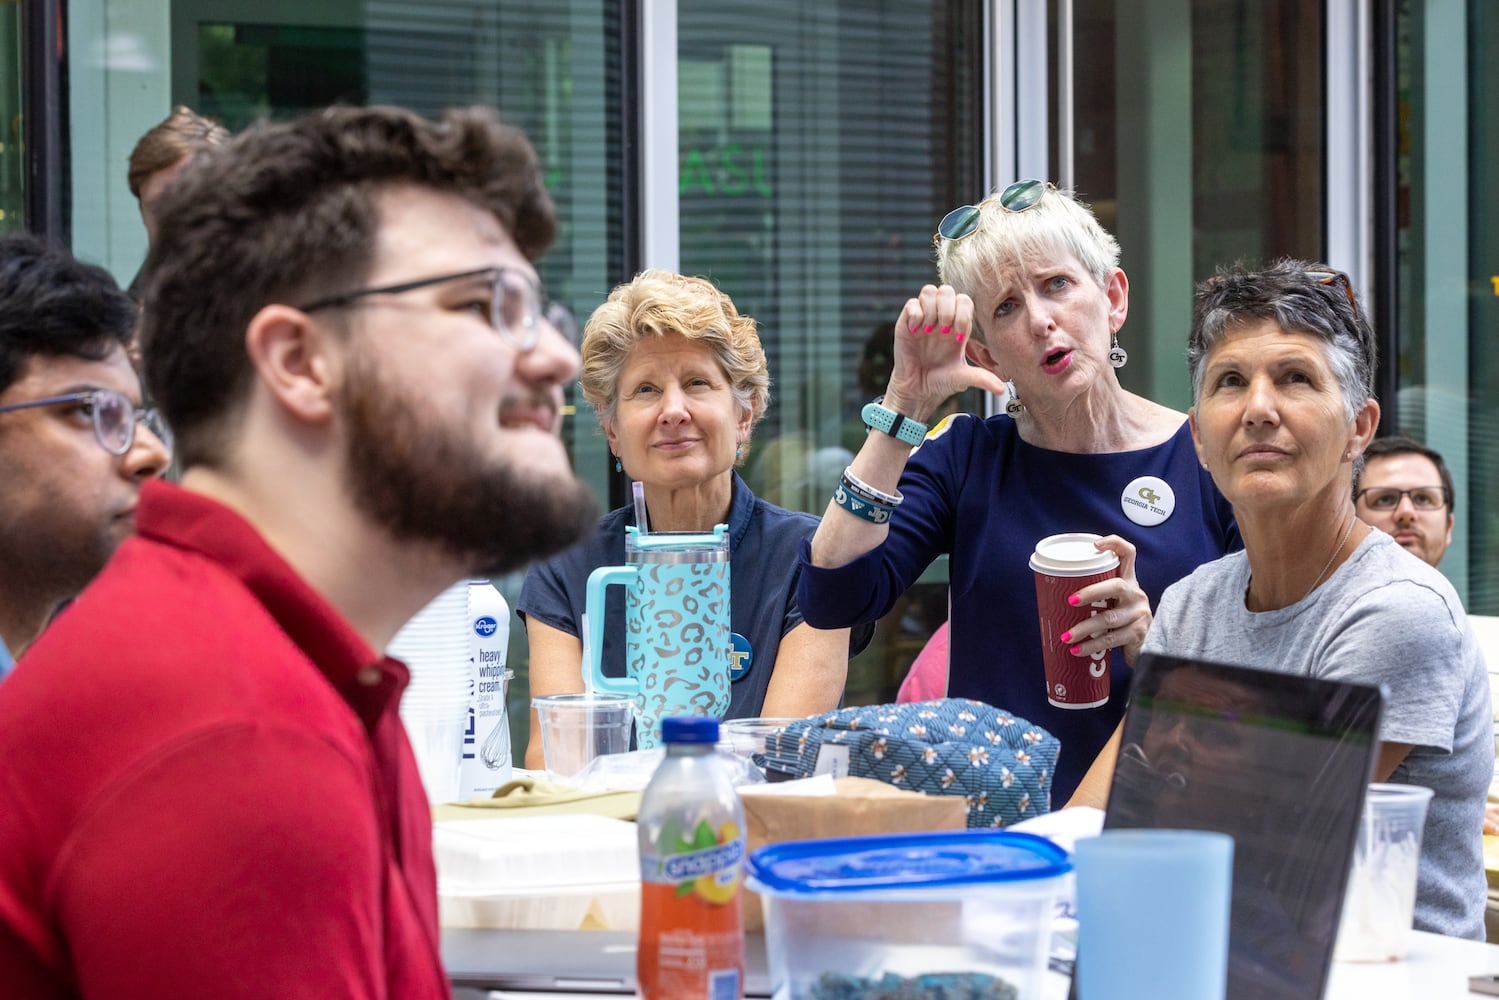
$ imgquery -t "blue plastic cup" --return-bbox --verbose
[1074,829,1234,1000]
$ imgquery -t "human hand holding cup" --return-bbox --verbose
[1031,532,1120,709]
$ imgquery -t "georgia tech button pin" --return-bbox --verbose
[1121,476,1175,526]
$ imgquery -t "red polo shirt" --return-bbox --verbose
[0,481,448,999]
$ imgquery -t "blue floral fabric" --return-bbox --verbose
[761,699,1060,827]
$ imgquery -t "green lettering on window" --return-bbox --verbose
[680,145,772,198]
[680,148,716,195]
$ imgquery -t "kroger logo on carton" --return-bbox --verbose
[473,616,499,638]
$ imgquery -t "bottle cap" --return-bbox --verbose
[661,716,720,744]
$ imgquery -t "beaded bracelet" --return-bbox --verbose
[841,467,903,508]
[832,480,893,524]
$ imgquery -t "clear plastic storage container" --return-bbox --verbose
[744,829,1070,1000]
[434,814,640,930]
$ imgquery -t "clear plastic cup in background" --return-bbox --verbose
[532,692,634,784]
[401,706,468,804]
[719,717,799,768]
[1333,783,1434,962]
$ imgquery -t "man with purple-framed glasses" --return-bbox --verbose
[0,233,170,680]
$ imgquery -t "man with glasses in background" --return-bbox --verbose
[0,233,170,681]
[1355,434,1455,568]
[0,106,597,999]
[1356,438,1499,848]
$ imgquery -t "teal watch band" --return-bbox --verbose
[861,399,928,446]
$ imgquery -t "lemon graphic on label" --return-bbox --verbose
[692,821,741,905]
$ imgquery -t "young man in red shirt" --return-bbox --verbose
[0,105,597,999]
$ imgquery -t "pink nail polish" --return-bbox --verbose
[1069,645,1081,656]
[1060,631,1072,643]
[924,324,933,334]
[1068,594,1080,606]
[941,325,951,334]
[909,324,918,333]
[955,333,966,344]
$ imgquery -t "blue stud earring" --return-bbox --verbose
[614,458,622,473]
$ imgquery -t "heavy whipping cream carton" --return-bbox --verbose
[460,579,514,798]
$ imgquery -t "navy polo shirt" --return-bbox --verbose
[519,473,868,720]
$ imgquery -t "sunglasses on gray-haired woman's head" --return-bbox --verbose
[1304,268,1360,321]
[932,179,1057,247]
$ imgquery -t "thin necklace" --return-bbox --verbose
[1248,512,1358,609]
[1301,512,1357,602]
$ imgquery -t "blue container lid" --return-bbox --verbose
[662,716,720,744]
[744,829,1071,895]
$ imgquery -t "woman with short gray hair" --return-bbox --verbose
[1077,260,1490,940]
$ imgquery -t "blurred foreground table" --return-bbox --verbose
[445,927,1499,1000]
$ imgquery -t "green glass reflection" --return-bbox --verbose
[0,1,23,232]
[677,1,985,705]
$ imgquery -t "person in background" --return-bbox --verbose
[1355,438,1499,840]
[896,619,950,702]
[796,180,1239,801]
[1075,261,1490,939]
[126,105,230,249]
[0,234,171,679]
[0,105,598,997]
[1355,434,1454,568]
[519,270,865,769]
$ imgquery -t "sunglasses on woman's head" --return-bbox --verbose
[1305,268,1360,320]
[932,179,1057,247]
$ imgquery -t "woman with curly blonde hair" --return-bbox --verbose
[517,270,864,768]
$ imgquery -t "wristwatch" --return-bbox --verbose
[861,396,928,447]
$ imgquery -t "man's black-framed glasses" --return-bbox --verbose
[299,266,578,352]
[0,388,172,456]
[1355,486,1450,512]
[933,178,1056,247]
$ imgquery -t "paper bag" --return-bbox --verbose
[738,775,968,932]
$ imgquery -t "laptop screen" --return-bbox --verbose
[1099,653,1384,1000]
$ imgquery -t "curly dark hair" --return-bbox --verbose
[0,233,135,395]
[138,104,557,469]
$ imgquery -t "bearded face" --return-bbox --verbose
[339,348,597,577]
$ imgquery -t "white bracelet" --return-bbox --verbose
[841,467,903,507]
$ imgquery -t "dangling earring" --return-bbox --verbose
[1109,331,1129,369]
[614,458,622,473]
[735,446,742,461]
[1004,381,1024,417]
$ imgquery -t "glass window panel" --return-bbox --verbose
[65,0,620,762]
[1394,0,1497,610]
[0,1,21,232]
[677,0,985,705]
[1068,0,1325,411]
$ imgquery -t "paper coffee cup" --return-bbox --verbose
[1030,532,1120,710]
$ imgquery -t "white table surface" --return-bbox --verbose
[449,929,1499,1000]
[1320,929,1499,1000]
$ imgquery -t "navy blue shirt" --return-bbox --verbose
[519,474,868,720]
[798,415,1240,800]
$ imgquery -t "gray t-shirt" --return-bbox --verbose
[1144,529,1492,939]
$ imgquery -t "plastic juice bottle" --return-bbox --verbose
[637,716,746,1000]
